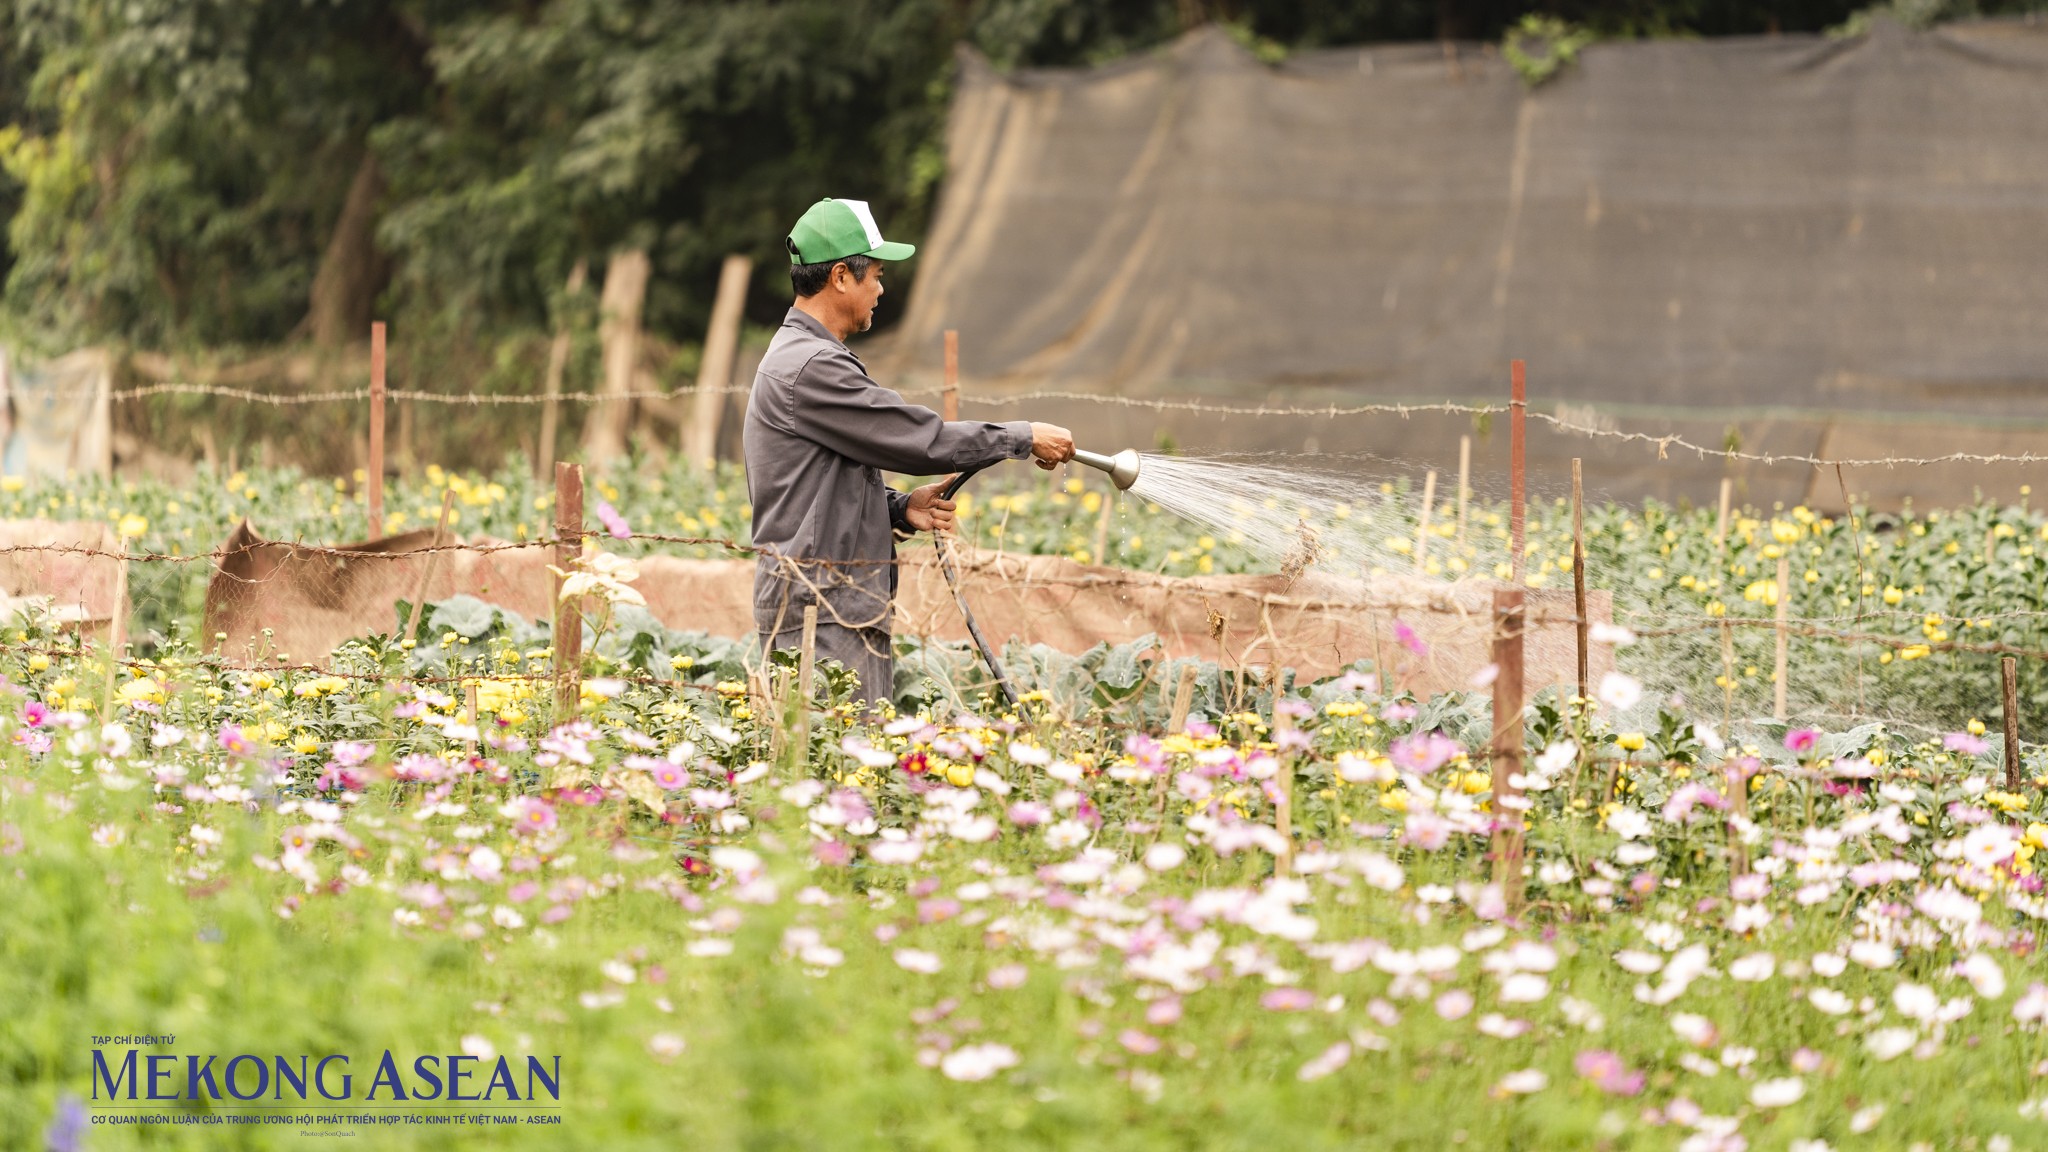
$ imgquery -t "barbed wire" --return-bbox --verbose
[106,379,2048,469]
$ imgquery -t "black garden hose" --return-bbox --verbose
[931,467,1017,708]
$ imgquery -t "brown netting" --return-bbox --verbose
[191,520,1607,695]
[876,21,2048,508]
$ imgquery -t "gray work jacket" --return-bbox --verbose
[744,307,1032,637]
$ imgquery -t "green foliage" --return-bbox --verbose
[1502,14,1597,87]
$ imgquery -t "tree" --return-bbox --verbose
[0,0,440,350]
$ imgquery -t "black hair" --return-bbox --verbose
[789,252,873,298]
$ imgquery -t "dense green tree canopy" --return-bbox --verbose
[0,0,2039,357]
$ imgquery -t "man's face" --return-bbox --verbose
[841,261,885,332]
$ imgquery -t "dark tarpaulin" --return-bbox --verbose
[873,21,2048,508]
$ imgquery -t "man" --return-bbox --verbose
[744,197,1074,705]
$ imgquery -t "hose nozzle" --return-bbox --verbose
[1070,447,1142,491]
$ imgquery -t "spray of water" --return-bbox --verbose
[1125,454,1435,581]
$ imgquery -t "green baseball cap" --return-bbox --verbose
[786,198,916,265]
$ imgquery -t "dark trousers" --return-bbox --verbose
[761,623,893,706]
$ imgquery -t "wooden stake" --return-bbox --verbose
[1491,588,1526,904]
[2003,656,2022,790]
[1773,554,1791,721]
[686,253,752,470]
[1572,457,1588,702]
[1092,484,1113,565]
[942,330,960,422]
[405,488,457,647]
[1509,360,1526,583]
[537,260,587,482]
[465,681,480,760]
[1720,620,1736,733]
[553,462,585,718]
[1456,434,1471,548]
[1168,663,1198,733]
[798,605,819,703]
[1413,470,1436,574]
[1272,695,1295,878]
[102,551,130,708]
[368,321,385,539]
[795,604,818,752]
[1725,757,1752,876]
[1715,477,1732,553]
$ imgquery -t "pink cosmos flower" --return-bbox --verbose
[1662,783,1729,824]
[1403,811,1452,852]
[986,964,1028,990]
[393,754,445,783]
[1782,728,1819,755]
[1390,732,1461,774]
[316,766,367,792]
[331,741,374,767]
[1944,731,1990,756]
[650,762,688,790]
[1392,620,1427,657]
[1259,988,1316,1012]
[1117,1029,1162,1055]
[217,723,255,755]
[595,501,631,540]
[1573,1050,1644,1096]
[20,700,48,728]
[511,797,558,837]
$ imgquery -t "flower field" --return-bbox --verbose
[6,458,2048,1148]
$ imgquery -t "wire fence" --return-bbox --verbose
[0,361,2027,756]
[106,380,2048,469]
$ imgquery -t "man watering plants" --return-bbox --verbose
[744,197,1074,705]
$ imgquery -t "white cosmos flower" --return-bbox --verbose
[1597,671,1643,712]
[1753,1074,1802,1106]
[1960,953,2007,999]
[1848,939,1896,969]
[1495,1069,1548,1094]
[647,1033,686,1060]
[1893,982,1940,1022]
[2013,983,2048,1024]
[1671,1013,1718,1046]
[1590,622,1636,646]
[1607,808,1652,841]
[939,1043,1019,1082]
[1808,989,1852,1016]
[1536,740,1578,775]
[1917,884,1985,926]
[1007,741,1052,767]
[893,949,943,975]
[1864,1028,1915,1061]
[1615,842,1659,866]
[1498,973,1549,1003]
[1614,950,1664,975]
[1729,953,1776,983]
[1296,1041,1352,1082]
[1143,843,1187,872]
[1849,1104,1885,1133]
[1811,953,1848,977]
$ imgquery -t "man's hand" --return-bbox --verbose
[904,479,958,533]
[1029,422,1075,470]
